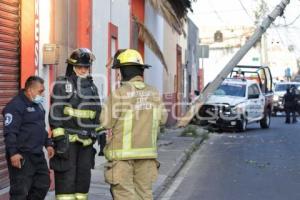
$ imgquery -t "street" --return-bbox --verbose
[161,116,300,200]
[1,0,300,199]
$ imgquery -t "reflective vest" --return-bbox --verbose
[101,76,167,161]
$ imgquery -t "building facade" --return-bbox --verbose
[186,18,200,103]
[0,0,199,196]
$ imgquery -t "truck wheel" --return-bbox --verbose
[260,109,271,129]
[237,116,247,132]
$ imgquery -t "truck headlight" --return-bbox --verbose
[231,105,243,115]
[273,95,279,101]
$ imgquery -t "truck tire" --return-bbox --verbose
[237,116,247,132]
[260,109,271,129]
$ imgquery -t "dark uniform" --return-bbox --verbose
[2,90,52,200]
[284,87,297,123]
[49,48,103,200]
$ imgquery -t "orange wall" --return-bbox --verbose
[131,0,144,27]
[77,0,92,48]
[20,0,92,87]
[131,0,145,57]
[49,0,55,90]
[20,0,35,88]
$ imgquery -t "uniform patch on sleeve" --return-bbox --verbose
[4,113,13,126]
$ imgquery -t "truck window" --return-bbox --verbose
[248,84,260,98]
[275,84,288,92]
[248,86,254,96]
[215,83,246,97]
[252,84,260,95]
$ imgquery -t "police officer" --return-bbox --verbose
[101,49,168,200]
[2,76,54,200]
[284,86,297,123]
[49,48,103,200]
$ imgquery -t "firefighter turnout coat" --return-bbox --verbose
[49,75,101,145]
[100,76,167,161]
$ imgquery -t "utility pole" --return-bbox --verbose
[255,0,269,66]
[177,0,291,127]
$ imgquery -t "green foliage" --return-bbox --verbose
[180,125,200,137]
[202,132,210,140]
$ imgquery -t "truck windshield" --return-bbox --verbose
[214,83,246,97]
[275,84,300,92]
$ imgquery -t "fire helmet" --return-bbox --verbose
[66,48,95,67]
[112,49,151,69]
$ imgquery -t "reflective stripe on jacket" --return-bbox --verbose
[100,76,168,161]
[49,75,101,146]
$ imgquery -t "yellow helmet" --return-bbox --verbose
[112,49,151,69]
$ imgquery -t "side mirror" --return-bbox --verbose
[248,94,259,99]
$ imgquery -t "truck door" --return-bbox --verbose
[250,84,264,119]
[247,84,262,120]
[247,85,255,120]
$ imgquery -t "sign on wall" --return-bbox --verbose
[197,45,209,58]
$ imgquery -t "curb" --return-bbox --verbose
[153,135,206,200]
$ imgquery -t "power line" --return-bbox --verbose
[287,15,300,26]
[271,12,300,54]
[207,0,227,25]
[237,0,255,24]
[275,14,300,27]
[270,25,299,59]
[282,18,296,46]
[273,2,300,27]
[196,9,244,15]
[273,27,285,46]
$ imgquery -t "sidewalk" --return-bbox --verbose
[46,127,208,200]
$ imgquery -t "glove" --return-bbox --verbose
[53,135,69,158]
[97,133,106,156]
[50,135,71,172]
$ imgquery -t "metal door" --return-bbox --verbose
[0,0,20,189]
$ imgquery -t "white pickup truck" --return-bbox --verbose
[198,78,270,132]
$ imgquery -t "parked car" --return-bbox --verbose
[292,75,300,82]
[273,82,300,115]
[197,78,269,132]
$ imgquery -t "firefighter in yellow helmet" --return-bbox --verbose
[100,49,168,200]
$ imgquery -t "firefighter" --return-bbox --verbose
[3,76,54,200]
[284,86,297,123]
[100,49,168,200]
[49,48,104,200]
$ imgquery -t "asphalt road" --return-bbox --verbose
[160,116,300,200]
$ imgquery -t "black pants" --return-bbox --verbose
[54,142,94,195]
[286,108,296,123]
[7,153,50,200]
